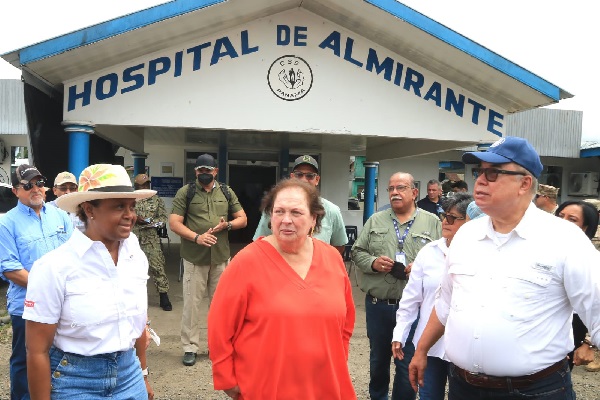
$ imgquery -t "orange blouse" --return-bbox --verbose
[208,238,356,400]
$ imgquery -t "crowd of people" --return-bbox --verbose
[1,138,600,399]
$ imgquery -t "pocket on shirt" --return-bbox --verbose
[368,228,389,255]
[448,263,477,312]
[501,266,552,320]
[65,279,118,327]
[410,232,434,246]
[122,277,148,317]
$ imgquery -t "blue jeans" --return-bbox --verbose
[10,315,29,400]
[365,295,417,400]
[448,361,575,400]
[419,356,449,400]
[49,346,146,399]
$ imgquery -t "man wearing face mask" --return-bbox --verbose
[169,154,247,367]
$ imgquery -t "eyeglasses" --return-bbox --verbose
[19,180,46,191]
[472,167,527,182]
[56,184,78,192]
[387,185,413,192]
[439,212,466,225]
[292,171,318,180]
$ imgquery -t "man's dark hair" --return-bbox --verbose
[452,180,468,191]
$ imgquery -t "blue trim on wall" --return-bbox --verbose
[581,148,600,158]
[364,0,560,101]
[19,0,226,65]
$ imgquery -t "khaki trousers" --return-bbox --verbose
[180,258,227,354]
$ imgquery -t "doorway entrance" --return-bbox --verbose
[227,164,278,243]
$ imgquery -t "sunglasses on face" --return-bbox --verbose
[439,212,466,225]
[19,180,46,191]
[292,171,318,180]
[472,167,527,182]
[57,184,78,192]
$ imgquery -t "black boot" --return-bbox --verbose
[159,292,172,311]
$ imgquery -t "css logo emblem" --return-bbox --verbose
[267,55,313,101]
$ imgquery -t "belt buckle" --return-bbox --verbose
[371,296,378,304]
[387,299,397,305]
[464,371,485,387]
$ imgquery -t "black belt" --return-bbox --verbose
[452,359,567,390]
[367,294,399,305]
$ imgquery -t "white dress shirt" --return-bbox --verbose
[393,238,447,359]
[435,203,600,376]
[23,229,149,356]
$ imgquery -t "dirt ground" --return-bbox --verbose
[1,243,600,399]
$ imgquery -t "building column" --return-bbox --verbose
[62,121,94,178]
[131,153,148,177]
[363,162,379,224]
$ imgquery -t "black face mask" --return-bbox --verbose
[197,173,214,186]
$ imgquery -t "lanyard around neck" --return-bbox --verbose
[392,210,417,249]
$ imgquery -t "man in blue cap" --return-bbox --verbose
[409,136,600,399]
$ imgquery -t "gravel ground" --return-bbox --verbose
[1,246,599,399]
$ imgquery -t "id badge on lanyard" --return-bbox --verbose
[393,213,417,265]
[395,251,406,265]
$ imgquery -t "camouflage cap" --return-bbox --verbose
[584,198,600,211]
[537,184,559,199]
[134,174,151,185]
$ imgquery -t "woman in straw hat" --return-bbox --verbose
[22,164,156,399]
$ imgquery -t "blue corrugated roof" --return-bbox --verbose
[7,0,562,102]
[365,0,559,100]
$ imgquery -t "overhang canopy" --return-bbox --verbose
[2,0,570,114]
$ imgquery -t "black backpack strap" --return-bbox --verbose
[182,182,196,226]
[219,182,232,211]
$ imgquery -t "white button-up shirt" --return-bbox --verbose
[23,230,149,356]
[435,203,600,377]
[393,238,448,359]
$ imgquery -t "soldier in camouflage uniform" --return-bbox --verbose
[133,174,172,311]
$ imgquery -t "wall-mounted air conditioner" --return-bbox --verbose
[568,172,599,196]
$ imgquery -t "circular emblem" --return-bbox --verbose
[267,55,313,101]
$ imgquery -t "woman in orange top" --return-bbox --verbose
[208,179,356,400]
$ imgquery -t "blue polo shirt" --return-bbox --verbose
[0,201,73,316]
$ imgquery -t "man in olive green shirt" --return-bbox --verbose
[352,172,441,400]
[253,155,348,254]
[169,154,247,366]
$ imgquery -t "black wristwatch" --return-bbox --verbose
[227,221,232,231]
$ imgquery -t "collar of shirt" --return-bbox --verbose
[433,237,449,256]
[70,229,133,260]
[388,207,418,224]
[199,181,217,192]
[16,200,47,216]
[476,203,541,243]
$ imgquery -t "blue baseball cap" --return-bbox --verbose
[462,136,543,179]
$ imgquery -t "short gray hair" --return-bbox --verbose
[441,192,473,216]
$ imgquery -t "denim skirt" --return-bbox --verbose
[49,346,146,399]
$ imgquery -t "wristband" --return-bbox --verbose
[194,233,200,244]
[142,367,149,377]
[227,221,233,231]
[582,338,597,349]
